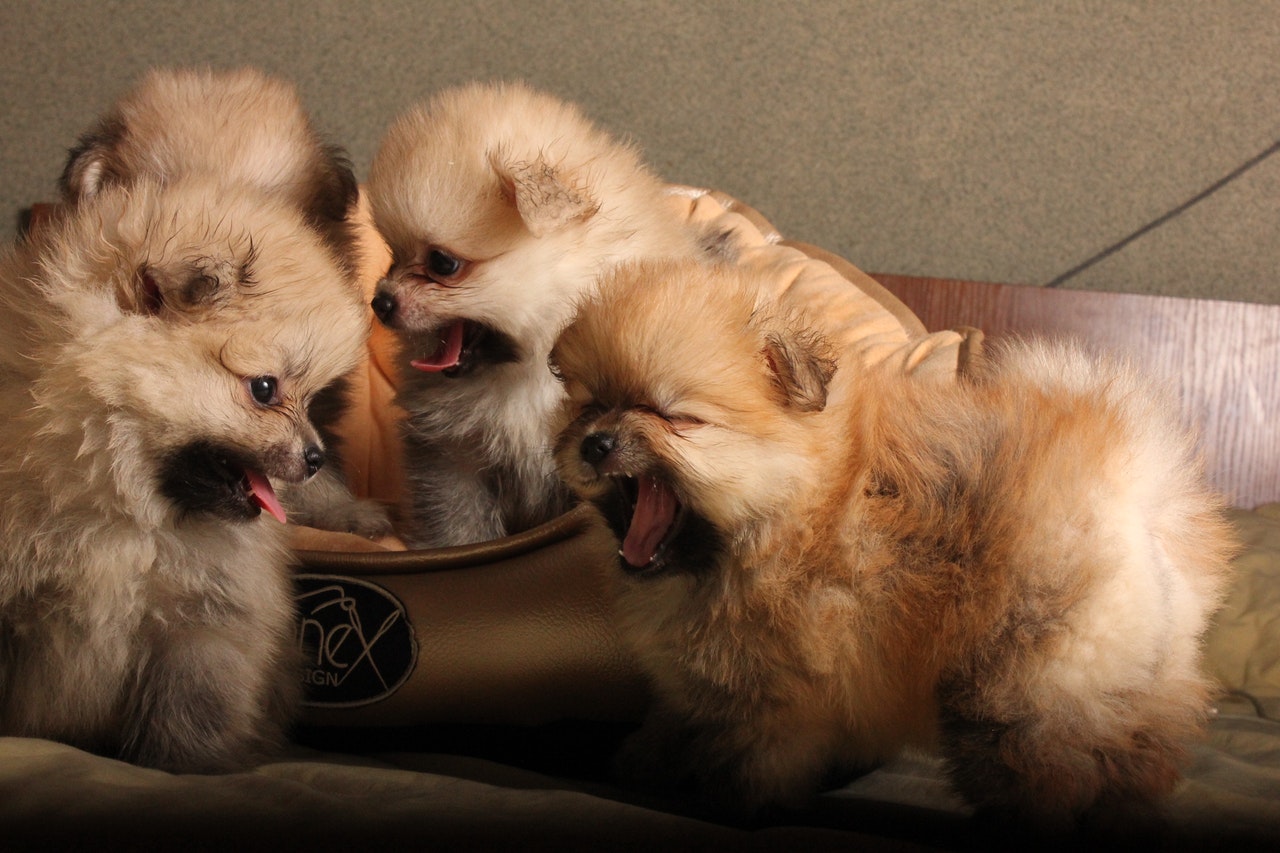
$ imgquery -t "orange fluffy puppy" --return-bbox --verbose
[552,259,1234,825]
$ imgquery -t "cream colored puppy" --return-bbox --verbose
[366,81,703,548]
[0,178,368,771]
[57,66,388,537]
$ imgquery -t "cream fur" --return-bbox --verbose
[61,67,355,234]
[57,66,385,538]
[367,81,702,547]
[0,179,368,771]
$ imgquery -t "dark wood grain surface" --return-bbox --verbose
[874,274,1280,509]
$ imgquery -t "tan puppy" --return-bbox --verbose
[367,81,701,548]
[0,178,368,771]
[58,66,388,537]
[552,260,1234,824]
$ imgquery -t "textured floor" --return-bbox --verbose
[2,1,1276,304]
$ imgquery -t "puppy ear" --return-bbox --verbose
[762,324,838,413]
[302,144,362,271]
[491,150,600,237]
[305,144,359,227]
[131,261,244,317]
[60,120,127,202]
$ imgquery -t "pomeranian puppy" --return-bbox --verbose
[552,259,1235,825]
[366,81,701,548]
[0,177,369,772]
[57,66,388,538]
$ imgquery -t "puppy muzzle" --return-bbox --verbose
[261,441,326,484]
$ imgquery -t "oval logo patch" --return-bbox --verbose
[294,574,417,708]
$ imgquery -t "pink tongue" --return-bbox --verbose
[622,474,678,568]
[410,321,466,372]
[244,468,287,524]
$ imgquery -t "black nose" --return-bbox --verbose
[370,290,397,325]
[580,432,616,466]
[304,445,325,478]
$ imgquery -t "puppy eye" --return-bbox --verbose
[637,404,704,430]
[139,269,164,315]
[246,375,280,407]
[426,248,466,282]
[668,414,707,430]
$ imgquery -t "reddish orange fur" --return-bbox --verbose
[553,259,1236,823]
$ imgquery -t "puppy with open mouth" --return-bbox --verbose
[366,81,702,548]
[57,66,389,539]
[0,177,368,771]
[552,259,1234,825]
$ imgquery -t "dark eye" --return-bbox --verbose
[426,249,463,281]
[139,269,163,315]
[246,375,279,406]
[636,403,704,429]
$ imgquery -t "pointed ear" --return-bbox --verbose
[490,149,599,237]
[60,120,127,202]
[304,143,360,226]
[761,324,838,413]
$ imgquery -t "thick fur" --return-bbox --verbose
[366,81,701,548]
[60,66,359,267]
[0,179,369,772]
[58,66,388,537]
[551,259,1235,825]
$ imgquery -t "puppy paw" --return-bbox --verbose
[345,498,396,538]
[308,497,395,539]
[279,470,395,538]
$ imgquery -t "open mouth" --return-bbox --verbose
[611,473,686,574]
[159,441,287,524]
[409,320,519,378]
